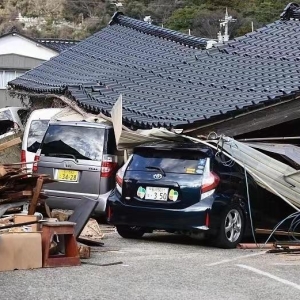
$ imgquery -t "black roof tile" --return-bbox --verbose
[9,6,300,128]
[37,39,80,52]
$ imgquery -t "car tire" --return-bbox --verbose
[116,225,145,239]
[214,204,245,249]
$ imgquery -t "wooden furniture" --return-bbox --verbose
[41,221,81,268]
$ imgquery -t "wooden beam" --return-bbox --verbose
[186,96,300,137]
[0,137,21,152]
[28,177,44,215]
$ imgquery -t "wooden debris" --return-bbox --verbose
[0,216,13,224]
[79,218,104,240]
[0,137,21,152]
[237,243,274,249]
[0,163,52,217]
[28,177,44,215]
[51,209,72,221]
[78,243,91,259]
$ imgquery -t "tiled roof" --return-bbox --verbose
[37,39,80,52]
[9,8,300,129]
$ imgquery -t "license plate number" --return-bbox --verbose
[145,187,168,201]
[57,170,79,182]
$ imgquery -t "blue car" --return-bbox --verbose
[107,142,256,248]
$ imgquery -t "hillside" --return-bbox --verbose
[0,0,290,40]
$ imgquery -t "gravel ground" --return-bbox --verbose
[1,227,300,300]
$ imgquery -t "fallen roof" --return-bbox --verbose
[8,4,300,129]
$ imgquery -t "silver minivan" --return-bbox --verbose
[35,120,120,214]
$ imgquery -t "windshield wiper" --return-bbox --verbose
[48,153,78,163]
[145,166,166,177]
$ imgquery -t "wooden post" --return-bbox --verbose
[28,177,44,215]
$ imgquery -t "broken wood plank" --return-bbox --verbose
[28,177,44,215]
[0,137,21,152]
[0,190,33,204]
[0,220,45,230]
[237,243,274,249]
[78,243,91,259]
[0,215,14,223]
[0,166,6,177]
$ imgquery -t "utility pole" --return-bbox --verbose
[217,8,236,43]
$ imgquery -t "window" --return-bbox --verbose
[41,125,105,161]
[0,70,26,89]
[128,150,207,174]
[27,120,50,154]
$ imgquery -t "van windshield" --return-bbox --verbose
[27,120,49,153]
[41,125,105,161]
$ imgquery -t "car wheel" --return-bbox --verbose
[214,205,244,249]
[116,225,145,239]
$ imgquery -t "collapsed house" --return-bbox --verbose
[5,3,300,226]
[7,3,300,138]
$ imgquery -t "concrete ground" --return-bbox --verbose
[1,227,300,300]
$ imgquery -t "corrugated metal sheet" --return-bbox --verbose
[245,142,300,166]
[219,137,300,209]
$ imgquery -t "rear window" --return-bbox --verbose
[27,120,49,153]
[128,150,207,174]
[41,125,105,161]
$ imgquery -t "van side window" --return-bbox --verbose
[27,120,49,153]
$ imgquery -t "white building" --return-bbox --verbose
[0,30,79,107]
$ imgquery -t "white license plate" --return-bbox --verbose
[145,187,169,201]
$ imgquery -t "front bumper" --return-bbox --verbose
[108,190,214,232]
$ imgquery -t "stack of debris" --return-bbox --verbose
[0,164,54,217]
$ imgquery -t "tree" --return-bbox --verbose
[166,6,200,31]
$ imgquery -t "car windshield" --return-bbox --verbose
[41,125,105,161]
[128,149,207,174]
[27,120,49,153]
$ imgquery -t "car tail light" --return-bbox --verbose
[200,158,220,200]
[21,150,26,164]
[205,211,210,227]
[32,149,41,173]
[116,167,125,194]
[115,155,133,195]
[101,161,118,178]
[201,172,220,193]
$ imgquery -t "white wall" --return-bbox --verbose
[0,34,58,60]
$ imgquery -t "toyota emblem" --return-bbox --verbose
[153,173,163,180]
